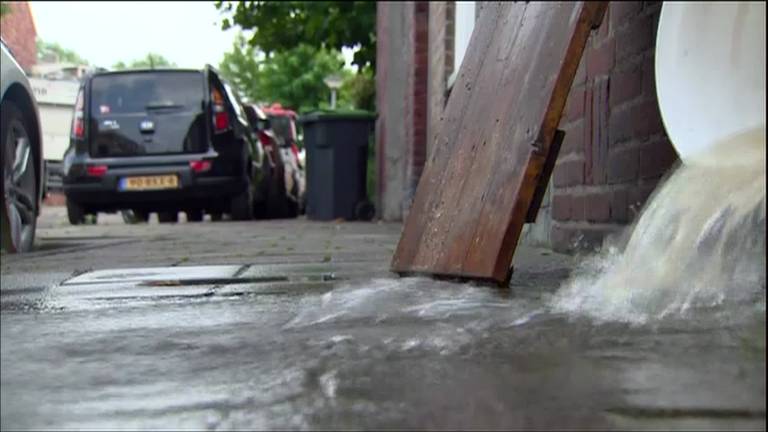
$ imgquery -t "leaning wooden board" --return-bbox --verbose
[391,2,607,284]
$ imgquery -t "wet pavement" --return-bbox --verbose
[1,206,765,430]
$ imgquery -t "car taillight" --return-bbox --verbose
[189,160,212,173]
[214,111,229,130]
[258,131,273,148]
[86,165,108,177]
[211,88,229,133]
[72,89,85,139]
[73,118,84,138]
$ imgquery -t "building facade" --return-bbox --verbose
[0,1,37,73]
[375,1,678,253]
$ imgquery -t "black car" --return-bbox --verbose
[62,66,269,224]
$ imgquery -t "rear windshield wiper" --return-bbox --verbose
[145,101,183,110]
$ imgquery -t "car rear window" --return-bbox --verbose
[269,116,295,140]
[90,71,204,116]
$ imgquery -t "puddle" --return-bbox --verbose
[552,128,766,324]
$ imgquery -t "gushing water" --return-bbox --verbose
[552,128,766,324]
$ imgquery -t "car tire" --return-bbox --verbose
[186,209,203,222]
[210,212,223,222]
[266,164,296,219]
[1,101,38,253]
[66,199,86,225]
[231,181,254,221]
[158,211,179,223]
[253,157,272,220]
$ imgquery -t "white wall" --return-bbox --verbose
[28,78,78,161]
[37,105,73,161]
[449,1,476,88]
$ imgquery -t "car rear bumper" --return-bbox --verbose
[63,164,247,212]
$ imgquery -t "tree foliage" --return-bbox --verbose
[218,33,264,102]
[0,2,12,18]
[339,66,375,112]
[219,35,349,112]
[36,40,89,65]
[215,1,376,70]
[112,53,176,70]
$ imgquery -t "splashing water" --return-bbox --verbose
[552,129,766,324]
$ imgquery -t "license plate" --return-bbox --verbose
[119,175,179,191]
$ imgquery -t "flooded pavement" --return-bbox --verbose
[1,208,765,430]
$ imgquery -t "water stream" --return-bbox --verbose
[552,128,766,324]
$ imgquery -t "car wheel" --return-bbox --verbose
[284,176,300,218]
[0,101,38,253]
[186,209,203,222]
[66,199,86,225]
[158,211,179,223]
[266,164,289,219]
[121,209,149,224]
[210,212,223,222]
[253,156,272,220]
[231,181,255,221]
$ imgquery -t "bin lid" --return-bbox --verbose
[299,109,377,123]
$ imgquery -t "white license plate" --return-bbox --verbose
[119,175,179,191]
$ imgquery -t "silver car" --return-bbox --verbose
[1,38,45,253]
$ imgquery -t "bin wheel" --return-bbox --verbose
[354,200,375,221]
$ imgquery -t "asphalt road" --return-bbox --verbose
[1,206,765,430]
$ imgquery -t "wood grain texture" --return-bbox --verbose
[391,1,608,284]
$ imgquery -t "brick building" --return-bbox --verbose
[0,1,38,73]
[375,1,679,252]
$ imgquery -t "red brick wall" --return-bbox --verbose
[0,1,37,73]
[551,1,679,252]
[406,1,429,205]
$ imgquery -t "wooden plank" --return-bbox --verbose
[392,1,607,285]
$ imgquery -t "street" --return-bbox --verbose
[1,206,765,430]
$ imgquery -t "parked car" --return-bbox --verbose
[262,103,306,215]
[1,38,45,253]
[244,103,303,218]
[62,66,270,224]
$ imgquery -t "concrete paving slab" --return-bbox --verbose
[62,265,245,286]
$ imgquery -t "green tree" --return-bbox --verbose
[112,53,176,70]
[36,40,89,65]
[339,65,375,111]
[0,2,11,18]
[218,33,264,103]
[219,35,349,112]
[215,1,376,70]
